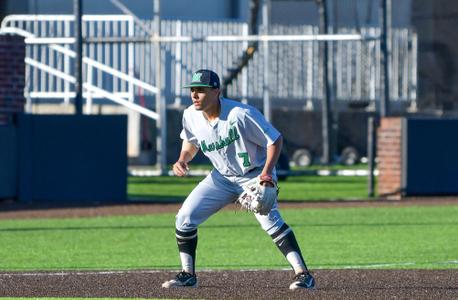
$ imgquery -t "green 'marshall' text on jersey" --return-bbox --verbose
[200,126,240,153]
[180,98,281,176]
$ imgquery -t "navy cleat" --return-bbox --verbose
[289,271,316,290]
[162,271,198,288]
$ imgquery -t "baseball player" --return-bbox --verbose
[161,69,315,290]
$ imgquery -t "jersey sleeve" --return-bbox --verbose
[241,108,281,147]
[179,110,199,147]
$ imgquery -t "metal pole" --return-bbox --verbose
[262,0,271,122]
[330,0,339,164]
[174,20,182,106]
[154,0,166,175]
[367,116,377,197]
[380,0,391,117]
[73,0,83,115]
[318,0,333,164]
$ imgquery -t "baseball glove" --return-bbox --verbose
[237,176,278,215]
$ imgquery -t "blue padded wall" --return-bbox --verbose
[403,118,458,195]
[0,126,17,199]
[18,114,127,204]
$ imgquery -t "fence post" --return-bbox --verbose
[318,0,334,164]
[73,0,83,115]
[64,21,71,106]
[367,116,378,197]
[380,0,392,117]
[85,64,93,114]
[174,20,182,107]
[154,0,167,175]
[261,0,271,122]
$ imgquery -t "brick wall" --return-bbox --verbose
[0,35,25,125]
[377,117,403,199]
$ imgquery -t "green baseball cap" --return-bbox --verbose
[183,69,220,88]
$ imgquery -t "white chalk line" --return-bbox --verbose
[0,260,457,277]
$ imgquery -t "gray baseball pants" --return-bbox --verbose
[175,168,285,235]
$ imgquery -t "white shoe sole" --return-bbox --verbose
[289,282,315,290]
[162,280,198,288]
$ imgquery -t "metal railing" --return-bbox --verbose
[1,15,137,105]
[2,15,418,110]
[0,26,159,120]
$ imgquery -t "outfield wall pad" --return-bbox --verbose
[18,114,128,204]
[402,118,458,195]
[0,125,17,199]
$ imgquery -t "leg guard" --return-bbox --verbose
[270,223,308,273]
[176,228,198,274]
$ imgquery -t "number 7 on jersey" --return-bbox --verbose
[237,152,251,167]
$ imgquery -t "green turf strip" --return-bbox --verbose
[128,175,372,201]
[0,298,153,300]
[0,206,456,271]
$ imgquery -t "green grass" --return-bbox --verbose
[128,176,203,202]
[128,175,372,201]
[290,163,369,171]
[277,175,370,200]
[0,205,456,271]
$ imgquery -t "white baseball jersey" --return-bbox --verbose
[180,97,281,176]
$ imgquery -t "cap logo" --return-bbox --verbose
[192,72,203,82]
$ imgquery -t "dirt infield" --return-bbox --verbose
[0,269,456,299]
